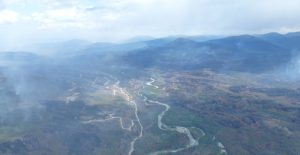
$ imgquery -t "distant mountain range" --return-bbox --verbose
[121,33,300,73]
[1,32,300,74]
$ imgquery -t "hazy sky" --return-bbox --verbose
[0,0,300,50]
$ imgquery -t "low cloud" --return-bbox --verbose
[0,10,19,24]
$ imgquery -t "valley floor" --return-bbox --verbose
[0,69,299,155]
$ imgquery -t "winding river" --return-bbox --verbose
[144,78,201,155]
[82,74,227,155]
[144,78,227,155]
[109,76,144,155]
[80,74,144,155]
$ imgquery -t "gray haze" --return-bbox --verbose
[0,0,300,51]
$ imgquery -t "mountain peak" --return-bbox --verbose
[167,38,198,46]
